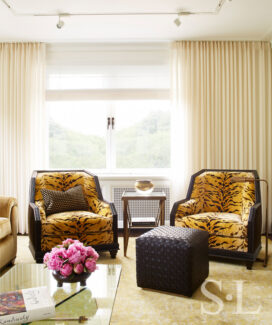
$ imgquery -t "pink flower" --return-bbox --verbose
[51,247,60,253]
[73,263,84,274]
[66,245,82,264]
[86,247,99,260]
[56,247,68,260]
[47,254,63,271]
[62,238,75,248]
[44,240,98,276]
[74,242,87,259]
[85,258,97,273]
[60,263,73,277]
[73,241,84,248]
[43,252,50,264]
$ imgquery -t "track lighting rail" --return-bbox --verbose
[0,0,228,18]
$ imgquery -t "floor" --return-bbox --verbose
[5,236,272,324]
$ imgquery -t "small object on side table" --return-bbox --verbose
[135,180,154,194]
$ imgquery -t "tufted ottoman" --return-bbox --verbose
[136,226,209,297]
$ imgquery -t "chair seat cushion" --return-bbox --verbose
[42,210,112,236]
[41,231,114,251]
[0,218,12,240]
[175,212,246,238]
[209,235,247,252]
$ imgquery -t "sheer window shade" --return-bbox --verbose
[46,43,170,100]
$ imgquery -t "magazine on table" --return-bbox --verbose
[0,286,55,325]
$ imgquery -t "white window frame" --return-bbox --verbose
[46,90,171,176]
[46,43,171,176]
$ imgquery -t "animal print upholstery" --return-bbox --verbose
[174,171,256,252]
[34,172,113,251]
[42,211,113,235]
[41,232,113,251]
[209,235,247,252]
[175,212,246,238]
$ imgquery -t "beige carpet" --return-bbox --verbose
[12,236,272,324]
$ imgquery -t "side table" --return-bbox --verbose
[121,191,166,256]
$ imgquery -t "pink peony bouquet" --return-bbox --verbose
[43,239,99,278]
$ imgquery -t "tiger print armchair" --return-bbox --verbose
[28,170,119,263]
[170,169,262,269]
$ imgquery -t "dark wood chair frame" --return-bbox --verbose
[170,169,262,269]
[28,169,119,263]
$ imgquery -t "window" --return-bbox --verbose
[114,100,170,169]
[46,43,170,173]
[48,99,170,170]
[48,101,107,169]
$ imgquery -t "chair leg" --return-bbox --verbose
[246,261,253,270]
[35,256,44,264]
[110,249,118,259]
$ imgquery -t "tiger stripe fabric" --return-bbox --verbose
[209,235,247,252]
[176,212,246,238]
[42,211,113,235]
[41,232,113,251]
[174,171,256,252]
[34,172,113,251]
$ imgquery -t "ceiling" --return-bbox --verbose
[0,0,271,42]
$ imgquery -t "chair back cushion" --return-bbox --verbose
[191,171,256,217]
[34,171,99,216]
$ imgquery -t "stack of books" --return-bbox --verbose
[0,287,55,325]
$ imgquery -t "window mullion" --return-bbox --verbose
[110,103,116,170]
[106,103,116,171]
[106,105,112,170]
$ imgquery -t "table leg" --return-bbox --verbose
[160,199,165,226]
[123,200,129,256]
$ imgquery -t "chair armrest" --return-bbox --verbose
[0,197,17,251]
[94,199,118,245]
[0,197,17,219]
[29,202,42,221]
[28,202,42,253]
[10,205,18,237]
[247,202,262,253]
[90,198,113,217]
[170,198,201,226]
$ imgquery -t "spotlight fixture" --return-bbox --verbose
[56,15,64,29]
[174,17,181,27]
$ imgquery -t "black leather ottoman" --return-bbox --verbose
[136,226,209,297]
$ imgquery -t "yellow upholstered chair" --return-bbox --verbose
[0,197,18,270]
[28,170,119,262]
[170,169,262,269]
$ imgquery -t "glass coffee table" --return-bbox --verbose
[0,264,121,325]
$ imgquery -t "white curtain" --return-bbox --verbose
[171,41,272,231]
[0,43,47,234]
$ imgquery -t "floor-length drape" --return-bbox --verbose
[0,43,47,233]
[171,41,272,232]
